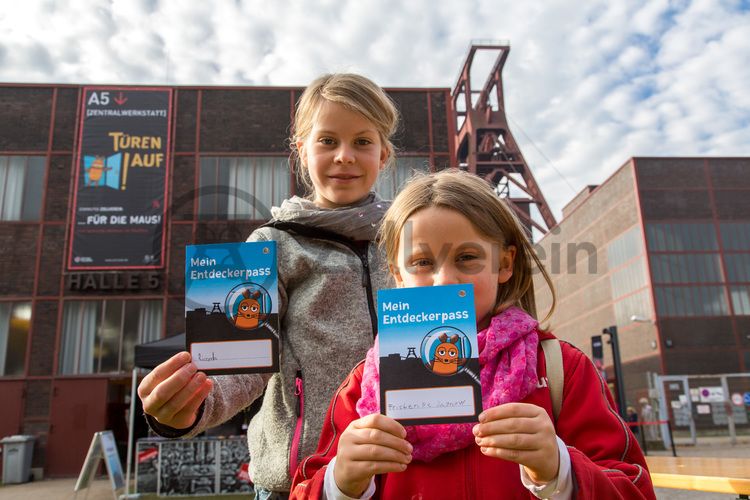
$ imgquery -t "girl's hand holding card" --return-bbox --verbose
[472,402,560,484]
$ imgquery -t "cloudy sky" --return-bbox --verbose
[2,0,749,220]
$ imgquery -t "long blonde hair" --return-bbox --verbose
[379,169,556,323]
[291,73,399,195]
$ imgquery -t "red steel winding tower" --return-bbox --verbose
[452,42,556,234]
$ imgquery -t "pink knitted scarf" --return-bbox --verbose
[356,306,540,462]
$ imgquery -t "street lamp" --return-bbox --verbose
[630,315,652,323]
[630,315,660,349]
[602,325,627,420]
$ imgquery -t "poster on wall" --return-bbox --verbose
[68,87,172,270]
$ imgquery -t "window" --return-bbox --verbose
[646,223,718,252]
[59,300,162,374]
[0,302,31,376]
[650,254,723,283]
[724,254,750,282]
[654,286,729,317]
[198,157,291,220]
[730,287,750,315]
[610,258,647,298]
[607,226,643,269]
[0,156,46,221]
[720,222,750,251]
[374,157,431,200]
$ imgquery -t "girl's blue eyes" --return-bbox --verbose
[410,255,478,268]
[316,137,373,146]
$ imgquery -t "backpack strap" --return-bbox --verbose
[541,338,564,421]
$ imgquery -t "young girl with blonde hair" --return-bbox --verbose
[291,170,655,499]
[139,73,400,499]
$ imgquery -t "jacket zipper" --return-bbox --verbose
[261,221,379,338]
[258,222,379,481]
[355,243,378,339]
[289,370,305,481]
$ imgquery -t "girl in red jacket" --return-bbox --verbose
[291,170,655,499]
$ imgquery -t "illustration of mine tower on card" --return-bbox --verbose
[378,284,481,426]
[185,241,279,375]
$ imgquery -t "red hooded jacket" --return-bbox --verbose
[290,331,655,499]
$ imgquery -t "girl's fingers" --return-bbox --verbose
[353,413,407,438]
[474,403,552,439]
[167,378,214,428]
[349,427,413,456]
[338,415,412,469]
[141,362,199,415]
[349,460,409,477]
[347,441,412,465]
[473,415,541,438]
[151,371,210,422]
[474,431,539,451]
[478,402,541,423]
[478,445,536,463]
[138,352,192,398]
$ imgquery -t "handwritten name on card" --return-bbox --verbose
[384,386,476,420]
[190,340,273,370]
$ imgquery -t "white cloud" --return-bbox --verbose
[0,0,748,223]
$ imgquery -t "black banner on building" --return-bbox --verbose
[69,87,172,270]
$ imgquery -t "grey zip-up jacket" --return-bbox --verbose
[149,194,392,492]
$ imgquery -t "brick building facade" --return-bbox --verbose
[533,157,750,421]
[0,83,454,475]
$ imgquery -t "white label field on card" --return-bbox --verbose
[191,340,273,370]
[384,386,476,421]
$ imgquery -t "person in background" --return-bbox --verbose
[639,397,659,442]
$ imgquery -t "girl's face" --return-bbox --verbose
[392,207,515,331]
[297,100,388,209]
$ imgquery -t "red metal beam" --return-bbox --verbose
[452,43,556,234]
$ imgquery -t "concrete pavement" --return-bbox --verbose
[0,478,249,500]
[648,435,750,500]
[2,436,748,500]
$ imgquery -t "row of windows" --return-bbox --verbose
[646,223,718,252]
[0,300,161,377]
[646,222,750,252]
[648,253,750,284]
[654,286,730,317]
[0,155,432,222]
[197,156,431,220]
[650,254,723,284]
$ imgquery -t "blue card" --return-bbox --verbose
[185,241,280,374]
[378,284,481,425]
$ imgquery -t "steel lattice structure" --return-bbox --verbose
[452,43,556,234]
